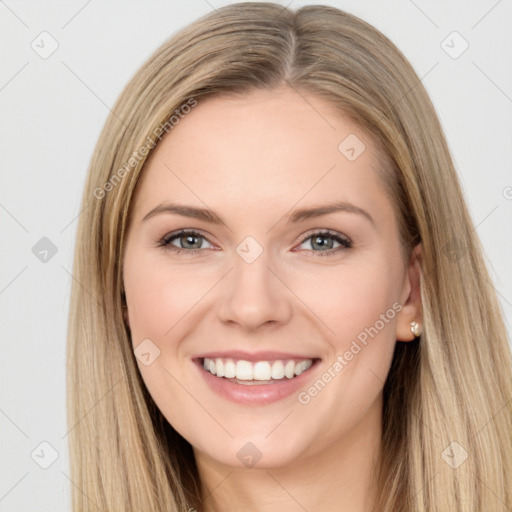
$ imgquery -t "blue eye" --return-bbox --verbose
[158,229,352,257]
[297,230,352,257]
[158,230,213,255]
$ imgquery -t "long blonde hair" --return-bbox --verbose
[66,3,512,510]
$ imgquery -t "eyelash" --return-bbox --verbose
[157,229,353,258]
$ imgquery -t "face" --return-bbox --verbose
[122,86,421,470]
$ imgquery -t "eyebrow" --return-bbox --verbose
[142,201,375,226]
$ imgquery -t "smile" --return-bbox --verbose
[202,357,313,383]
[194,353,320,405]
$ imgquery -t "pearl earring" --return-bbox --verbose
[410,321,421,337]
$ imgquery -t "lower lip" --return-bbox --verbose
[194,359,320,405]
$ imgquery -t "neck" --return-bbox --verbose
[195,397,382,512]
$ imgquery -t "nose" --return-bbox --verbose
[217,249,293,332]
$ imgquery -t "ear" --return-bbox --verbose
[396,243,422,342]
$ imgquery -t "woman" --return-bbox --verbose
[66,3,512,511]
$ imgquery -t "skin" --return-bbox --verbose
[122,85,422,512]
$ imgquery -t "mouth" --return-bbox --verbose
[193,354,321,405]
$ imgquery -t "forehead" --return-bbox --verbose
[131,87,393,226]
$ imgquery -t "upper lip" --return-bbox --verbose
[194,350,319,362]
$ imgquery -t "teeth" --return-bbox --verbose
[236,360,253,380]
[253,361,271,381]
[224,359,236,378]
[284,360,295,379]
[295,359,313,376]
[271,360,285,379]
[216,359,225,378]
[202,357,314,381]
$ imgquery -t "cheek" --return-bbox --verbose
[124,253,216,344]
[295,257,403,350]
[123,253,209,437]
[291,254,404,418]
[288,264,401,444]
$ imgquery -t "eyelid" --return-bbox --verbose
[297,228,351,245]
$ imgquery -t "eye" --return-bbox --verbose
[158,230,215,255]
[157,229,352,257]
[296,230,352,257]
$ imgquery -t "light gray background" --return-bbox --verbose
[1,1,511,510]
